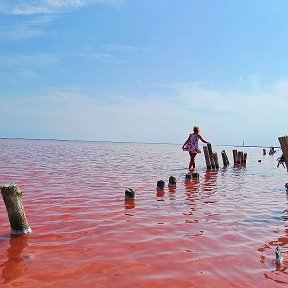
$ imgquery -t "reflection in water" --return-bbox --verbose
[184,171,219,227]
[0,235,29,284]
[156,188,165,198]
[2,140,288,286]
[168,186,176,200]
[202,170,218,193]
[184,176,200,219]
[185,179,199,195]
[124,199,136,210]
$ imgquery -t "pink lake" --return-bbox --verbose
[0,138,288,287]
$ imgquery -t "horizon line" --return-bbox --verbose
[0,137,280,149]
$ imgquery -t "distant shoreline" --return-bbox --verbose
[0,137,281,149]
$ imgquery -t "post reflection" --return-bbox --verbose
[168,186,176,200]
[185,178,200,195]
[0,235,29,284]
[202,170,218,193]
[156,188,165,199]
[124,199,136,210]
[184,177,200,218]
[184,170,219,220]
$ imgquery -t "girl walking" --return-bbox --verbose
[182,126,209,170]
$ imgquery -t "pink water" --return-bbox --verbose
[0,139,288,287]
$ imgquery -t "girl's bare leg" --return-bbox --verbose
[189,152,197,170]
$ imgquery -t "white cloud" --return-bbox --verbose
[0,15,57,41]
[0,87,188,142]
[85,53,126,63]
[0,1,122,41]
[155,81,238,113]
[78,44,149,64]
[0,0,123,15]
[0,53,60,79]
[1,77,288,145]
[1,27,47,41]
[100,44,150,51]
[0,53,59,67]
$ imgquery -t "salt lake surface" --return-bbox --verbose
[0,138,288,287]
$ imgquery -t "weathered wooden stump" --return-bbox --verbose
[269,146,276,155]
[237,151,242,164]
[232,149,247,166]
[1,184,32,235]
[168,176,176,187]
[185,173,192,181]
[203,146,212,170]
[125,188,135,200]
[157,180,165,189]
[203,144,219,170]
[192,172,199,179]
[232,149,238,165]
[213,152,219,169]
[221,150,229,166]
[207,143,215,169]
[243,153,247,165]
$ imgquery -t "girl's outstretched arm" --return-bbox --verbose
[198,135,209,144]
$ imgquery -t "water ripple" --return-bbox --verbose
[0,139,288,287]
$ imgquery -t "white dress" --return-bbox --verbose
[183,133,201,153]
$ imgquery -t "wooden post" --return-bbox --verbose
[243,153,247,165]
[221,151,226,166]
[237,151,242,164]
[240,151,244,164]
[207,143,215,169]
[168,176,176,187]
[125,188,135,200]
[226,152,230,165]
[192,172,199,179]
[213,152,219,169]
[185,173,192,181]
[203,146,212,170]
[1,184,32,235]
[269,147,276,155]
[157,180,165,189]
[232,149,238,165]
[278,136,288,172]
[221,150,229,166]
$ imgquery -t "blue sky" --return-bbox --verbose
[0,0,287,146]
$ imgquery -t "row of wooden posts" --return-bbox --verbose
[2,139,288,237]
[203,143,247,170]
[0,145,248,236]
[1,145,246,234]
